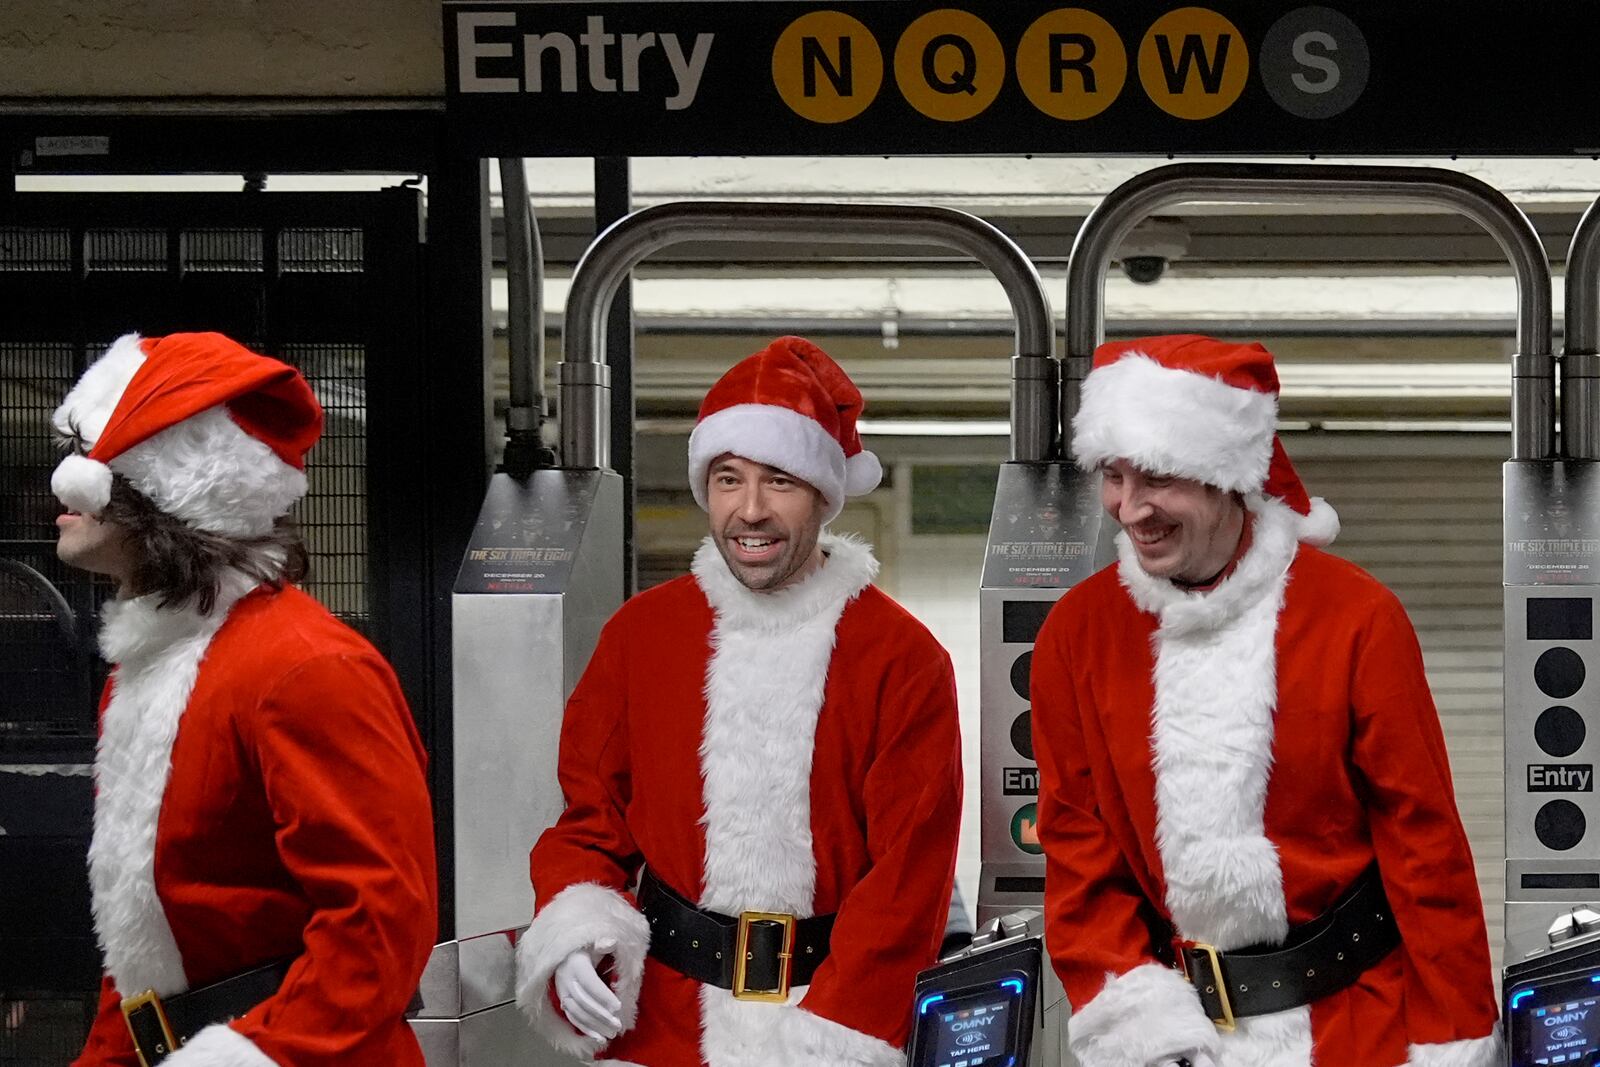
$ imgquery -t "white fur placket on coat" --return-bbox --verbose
[90,570,278,1067]
[689,531,902,1067]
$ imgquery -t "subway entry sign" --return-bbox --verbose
[444,1,1600,157]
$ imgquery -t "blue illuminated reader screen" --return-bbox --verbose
[1514,987,1600,1063]
[931,996,1012,1067]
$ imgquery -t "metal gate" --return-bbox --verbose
[0,189,431,1063]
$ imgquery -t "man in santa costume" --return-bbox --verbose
[1032,335,1502,1067]
[52,332,437,1065]
[514,335,963,1066]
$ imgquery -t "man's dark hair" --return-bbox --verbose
[99,475,310,614]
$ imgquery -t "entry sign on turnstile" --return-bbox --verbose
[978,462,1114,927]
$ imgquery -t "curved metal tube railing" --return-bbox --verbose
[1564,196,1600,459]
[560,201,1057,469]
[1065,163,1555,460]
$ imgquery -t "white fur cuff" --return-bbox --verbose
[1407,1029,1504,1067]
[1067,963,1220,1067]
[163,1023,279,1066]
[514,883,651,1058]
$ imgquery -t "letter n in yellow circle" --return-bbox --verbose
[772,11,884,124]
[1138,7,1249,120]
[1017,9,1127,120]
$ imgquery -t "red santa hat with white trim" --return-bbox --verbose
[1071,334,1339,546]
[51,332,323,538]
[688,335,882,524]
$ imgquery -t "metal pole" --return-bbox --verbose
[559,202,1056,469]
[495,158,551,474]
[594,157,637,594]
[1064,163,1555,461]
[1564,197,1600,460]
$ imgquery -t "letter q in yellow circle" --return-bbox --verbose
[1138,7,1249,120]
[894,9,1006,123]
[1017,9,1127,120]
[772,11,885,124]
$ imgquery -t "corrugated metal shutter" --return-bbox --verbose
[1297,449,1505,968]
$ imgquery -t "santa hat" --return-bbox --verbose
[688,336,882,524]
[1071,334,1339,546]
[50,332,323,538]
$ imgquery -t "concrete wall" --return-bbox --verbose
[0,2,443,98]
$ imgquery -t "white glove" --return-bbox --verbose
[1160,1053,1218,1067]
[554,938,623,1043]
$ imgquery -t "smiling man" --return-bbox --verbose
[1031,335,1500,1067]
[515,335,962,1066]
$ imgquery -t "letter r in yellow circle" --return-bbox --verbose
[772,11,884,124]
[1017,8,1127,120]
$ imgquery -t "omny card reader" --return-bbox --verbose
[1505,907,1600,1066]
[909,911,1046,1067]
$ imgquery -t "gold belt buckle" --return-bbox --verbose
[732,910,796,1002]
[1179,941,1237,1032]
[120,989,181,1067]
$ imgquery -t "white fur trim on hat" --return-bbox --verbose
[51,333,148,445]
[514,882,650,1059]
[689,403,855,523]
[51,454,114,517]
[111,407,307,538]
[1072,353,1277,493]
[161,1023,279,1066]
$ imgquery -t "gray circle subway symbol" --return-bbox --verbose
[1537,706,1587,758]
[1536,647,1586,699]
[1259,6,1370,119]
[1536,799,1587,851]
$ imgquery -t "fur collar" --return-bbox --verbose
[1116,494,1302,635]
[691,531,877,633]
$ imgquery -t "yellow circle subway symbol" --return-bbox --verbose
[893,9,1006,123]
[772,10,884,124]
[1137,7,1249,120]
[1017,8,1128,120]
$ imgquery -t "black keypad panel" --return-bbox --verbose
[1535,647,1587,699]
[1536,706,1587,758]
[1535,799,1588,851]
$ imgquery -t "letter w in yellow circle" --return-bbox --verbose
[1138,7,1249,120]
[772,11,884,124]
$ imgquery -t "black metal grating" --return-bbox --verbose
[83,228,165,272]
[281,343,369,626]
[0,231,70,273]
[1,995,96,1066]
[280,228,363,273]
[179,229,263,273]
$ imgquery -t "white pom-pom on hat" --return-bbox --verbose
[51,454,114,516]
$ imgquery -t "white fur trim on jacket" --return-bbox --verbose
[50,332,307,537]
[1407,1031,1504,1067]
[690,531,884,1065]
[1121,495,1318,1065]
[689,403,880,523]
[514,882,651,1059]
[162,1023,279,1066]
[1072,352,1278,494]
[90,570,263,999]
[1067,963,1220,1067]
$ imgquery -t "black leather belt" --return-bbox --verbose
[637,867,834,1001]
[1172,863,1400,1028]
[120,959,290,1066]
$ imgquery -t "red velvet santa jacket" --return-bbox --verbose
[73,575,437,1067]
[514,533,963,1067]
[1032,497,1501,1067]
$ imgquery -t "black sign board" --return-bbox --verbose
[444,2,1600,157]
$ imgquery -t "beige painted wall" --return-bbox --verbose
[0,2,443,98]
